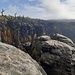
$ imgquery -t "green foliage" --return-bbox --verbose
[31,41,42,61]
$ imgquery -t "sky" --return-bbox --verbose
[0,0,75,20]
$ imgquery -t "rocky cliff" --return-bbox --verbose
[0,42,47,75]
[0,16,75,50]
[39,34,75,75]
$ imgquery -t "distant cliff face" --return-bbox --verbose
[0,42,47,75]
[0,16,75,51]
[0,16,75,45]
[39,34,75,75]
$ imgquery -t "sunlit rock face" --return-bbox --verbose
[0,42,47,75]
[52,33,75,47]
[38,35,51,41]
[39,34,75,75]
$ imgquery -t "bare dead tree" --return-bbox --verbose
[1,9,5,16]
[14,13,17,18]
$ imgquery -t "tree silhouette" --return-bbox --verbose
[1,9,5,16]
[14,13,17,18]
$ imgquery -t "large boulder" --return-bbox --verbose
[39,34,75,75]
[52,33,75,47]
[38,35,51,41]
[0,42,47,75]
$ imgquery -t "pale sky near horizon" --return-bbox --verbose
[0,0,75,20]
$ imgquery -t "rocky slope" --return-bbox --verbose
[0,42,47,75]
[0,16,75,49]
[39,34,75,75]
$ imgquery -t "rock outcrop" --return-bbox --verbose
[38,35,51,41]
[52,33,75,47]
[0,42,47,75]
[39,34,75,75]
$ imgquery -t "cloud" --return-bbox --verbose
[23,4,48,19]
[3,2,47,19]
[37,0,75,19]
[24,4,45,12]
[4,5,19,16]
[3,0,75,20]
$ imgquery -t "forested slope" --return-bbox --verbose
[0,15,75,49]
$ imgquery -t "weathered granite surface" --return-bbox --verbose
[52,33,75,47]
[39,34,75,75]
[0,42,47,75]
